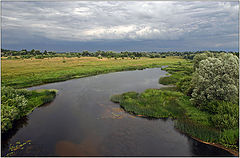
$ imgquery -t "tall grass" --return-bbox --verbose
[159,76,178,85]
[175,119,221,143]
[159,62,193,85]
[219,129,239,150]
[25,89,57,115]
[111,89,184,119]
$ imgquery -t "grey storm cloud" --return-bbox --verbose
[1,1,239,51]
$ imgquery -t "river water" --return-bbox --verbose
[1,68,233,156]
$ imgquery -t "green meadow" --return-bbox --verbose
[1,56,184,88]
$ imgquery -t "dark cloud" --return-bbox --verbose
[2,1,239,51]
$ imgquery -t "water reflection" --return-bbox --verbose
[2,117,29,147]
[56,133,103,156]
[189,138,233,156]
[1,102,54,156]
[1,117,29,156]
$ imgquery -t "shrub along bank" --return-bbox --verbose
[1,86,57,133]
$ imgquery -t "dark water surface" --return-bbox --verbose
[1,68,233,156]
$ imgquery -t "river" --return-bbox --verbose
[1,68,233,156]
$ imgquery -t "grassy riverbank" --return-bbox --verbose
[111,88,239,153]
[111,54,239,153]
[159,61,193,85]
[1,86,57,133]
[1,57,184,88]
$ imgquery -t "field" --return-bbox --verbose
[1,57,184,88]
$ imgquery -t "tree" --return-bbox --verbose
[130,55,135,59]
[44,50,48,55]
[35,50,41,55]
[193,53,209,70]
[191,53,239,106]
[30,49,35,55]
[82,51,90,56]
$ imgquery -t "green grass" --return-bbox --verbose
[219,129,239,150]
[111,89,185,118]
[177,96,211,126]
[1,56,185,88]
[111,89,210,122]
[159,76,179,85]
[159,61,193,85]
[24,89,57,115]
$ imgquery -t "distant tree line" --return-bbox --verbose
[1,49,239,60]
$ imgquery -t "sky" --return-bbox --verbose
[1,1,239,52]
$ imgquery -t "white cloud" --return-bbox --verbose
[2,1,239,44]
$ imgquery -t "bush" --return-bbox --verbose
[211,114,238,130]
[191,53,239,106]
[209,101,238,130]
[16,89,32,98]
[1,87,56,133]
[193,53,209,70]
[1,86,28,132]
[1,87,28,112]
[1,105,19,132]
[130,55,135,59]
[176,76,193,96]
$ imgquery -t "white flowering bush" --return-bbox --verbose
[193,53,209,70]
[191,53,239,105]
[1,86,28,132]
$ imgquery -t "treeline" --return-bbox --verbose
[1,49,239,59]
